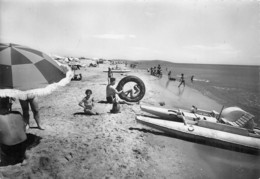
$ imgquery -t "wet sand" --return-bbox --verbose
[0,63,242,179]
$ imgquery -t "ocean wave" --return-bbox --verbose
[212,86,239,91]
[193,79,210,83]
[176,75,210,83]
[212,86,260,108]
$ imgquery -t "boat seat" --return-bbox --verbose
[220,118,239,127]
[198,120,249,136]
[221,112,254,128]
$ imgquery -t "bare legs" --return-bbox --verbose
[19,98,44,130]
[178,81,185,88]
[123,85,140,98]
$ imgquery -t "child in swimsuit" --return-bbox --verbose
[79,89,98,115]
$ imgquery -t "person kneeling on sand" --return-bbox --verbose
[0,97,28,166]
[106,77,133,106]
[78,89,98,115]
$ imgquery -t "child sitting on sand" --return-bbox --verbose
[78,89,98,115]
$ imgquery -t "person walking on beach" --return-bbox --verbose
[191,75,194,83]
[168,70,172,79]
[78,89,98,115]
[168,70,176,81]
[19,96,44,130]
[166,70,176,88]
[178,73,185,88]
[108,67,113,84]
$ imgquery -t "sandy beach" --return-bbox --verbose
[1,63,257,179]
[1,0,259,178]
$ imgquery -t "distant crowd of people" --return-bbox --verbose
[148,64,162,78]
[147,64,195,88]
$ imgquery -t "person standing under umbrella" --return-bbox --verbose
[0,43,73,130]
[19,96,44,130]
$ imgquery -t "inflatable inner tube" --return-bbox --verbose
[117,76,146,102]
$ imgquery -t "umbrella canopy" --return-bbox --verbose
[0,43,73,99]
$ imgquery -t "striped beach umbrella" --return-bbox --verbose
[0,43,73,99]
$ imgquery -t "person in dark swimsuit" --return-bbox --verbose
[178,73,185,88]
[191,75,194,83]
[0,97,28,166]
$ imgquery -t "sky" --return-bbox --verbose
[0,0,259,65]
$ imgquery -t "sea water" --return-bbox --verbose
[136,61,260,178]
[138,61,260,126]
